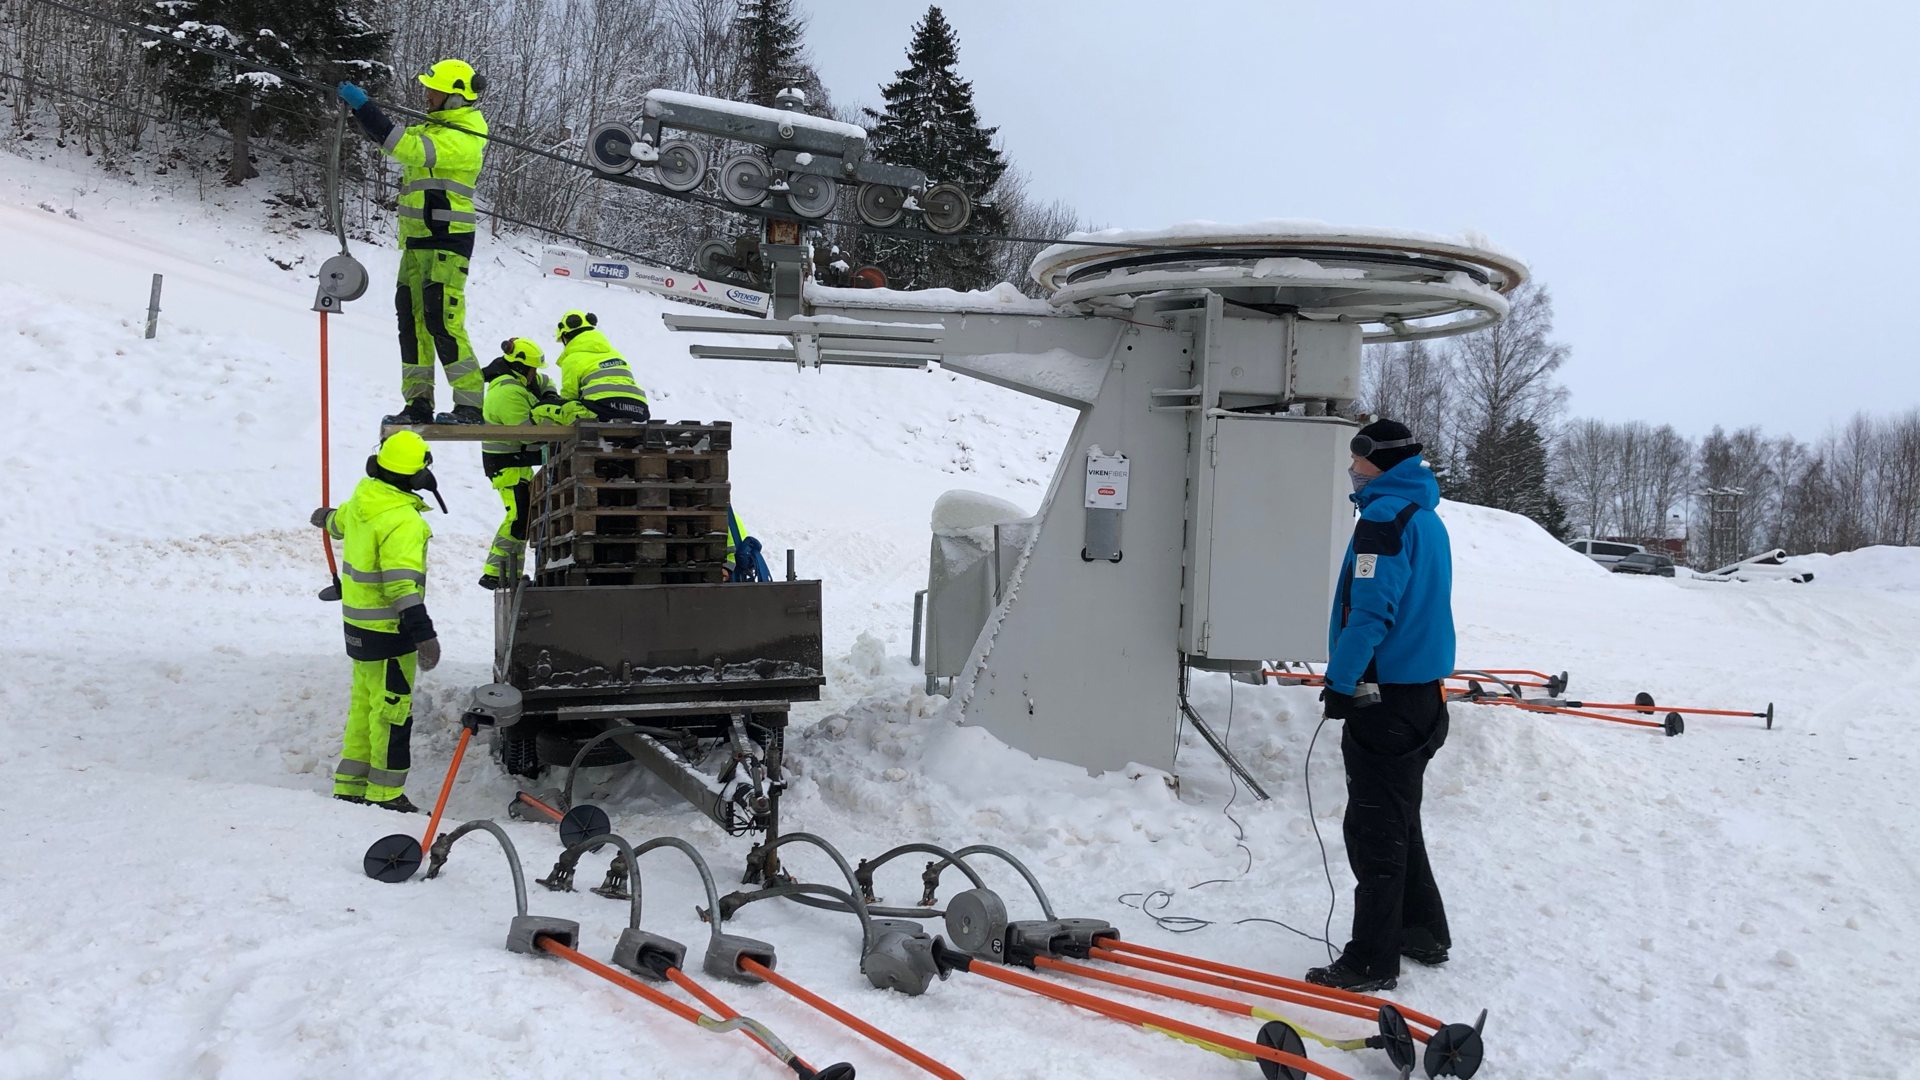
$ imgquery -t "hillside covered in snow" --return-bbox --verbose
[2,153,1918,1079]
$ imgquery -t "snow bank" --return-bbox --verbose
[1782,545,1920,592]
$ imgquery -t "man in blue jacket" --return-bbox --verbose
[1308,419,1455,993]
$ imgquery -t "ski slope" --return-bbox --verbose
[2,151,1918,1080]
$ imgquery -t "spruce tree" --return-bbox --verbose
[859,6,1007,290]
[732,0,827,112]
[1466,418,1566,537]
[142,0,389,184]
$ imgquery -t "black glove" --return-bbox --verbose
[1320,687,1356,720]
[416,636,441,672]
[310,506,334,529]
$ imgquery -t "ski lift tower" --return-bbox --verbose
[660,226,1525,777]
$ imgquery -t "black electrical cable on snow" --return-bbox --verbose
[1127,666,1335,952]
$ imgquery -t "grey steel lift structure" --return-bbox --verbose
[656,225,1526,778]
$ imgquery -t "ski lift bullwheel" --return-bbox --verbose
[920,182,972,234]
[855,182,906,227]
[653,139,707,192]
[785,172,836,219]
[718,153,773,207]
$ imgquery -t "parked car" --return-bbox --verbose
[1567,538,1648,566]
[1611,552,1676,577]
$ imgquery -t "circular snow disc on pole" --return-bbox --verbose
[1424,1018,1486,1078]
[785,172,836,219]
[855,182,906,227]
[559,804,612,848]
[586,122,638,176]
[920,182,972,234]
[718,153,773,207]
[1377,1005,1418,1074]
[1255,1019,1308,1080]
[653,139,707,192]
[364,833,422,883]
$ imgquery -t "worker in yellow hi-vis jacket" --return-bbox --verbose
[338,61,490,426]
[310,431,447,812]
[478,337,570,589]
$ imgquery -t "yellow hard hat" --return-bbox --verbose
[418,59,478,98]
[376,430,432,475]
[555,309,598,343]
[501,336,545,368]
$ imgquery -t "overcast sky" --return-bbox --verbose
[807,1,1919,441]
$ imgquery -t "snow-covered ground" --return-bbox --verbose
[2,150,1918,1079]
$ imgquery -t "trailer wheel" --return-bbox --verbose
[537,729,635,769]
[495,725,545,779]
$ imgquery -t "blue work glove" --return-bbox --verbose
[336,82,369,109]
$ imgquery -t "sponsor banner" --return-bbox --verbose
[542,246,769,316]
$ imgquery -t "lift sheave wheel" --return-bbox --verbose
[719,153,773,207]
[785,173,836,219]
[586,122,638,176]
[920,182,972,234]
[653,139,707,192]
[855,182,906,227]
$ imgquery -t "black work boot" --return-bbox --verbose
[383,399,433,425]
[333,793,367,805]
[478,574,500,590]
[436,404,484,425]
[1305,960,1398,993]
[1401,928,1450,967]
[372,793,420,814]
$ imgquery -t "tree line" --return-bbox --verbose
[1361,285,1920,564]
[0,0,1083,289]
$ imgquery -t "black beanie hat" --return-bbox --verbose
[1358,419,1422,471]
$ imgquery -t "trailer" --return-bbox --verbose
[386,420,824,848]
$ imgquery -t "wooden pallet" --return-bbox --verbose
[535,507,730,540]
[574,420,732,452]
[536,563,731,587]
[534,477,732,512]
[542,450,730,485]
[544,535,731,567]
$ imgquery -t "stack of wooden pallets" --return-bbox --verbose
[528,422,733,586]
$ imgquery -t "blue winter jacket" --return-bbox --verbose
[1325,456,1456,694]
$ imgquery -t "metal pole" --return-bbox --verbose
[910,589,926,667]
[991,524,1003,605]
[144,273,162,339]
[785,548,796,582]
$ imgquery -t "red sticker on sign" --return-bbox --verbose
[1098,487,1116,496]
[553,267,571,276]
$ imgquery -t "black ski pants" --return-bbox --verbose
[1338,680,1451,977]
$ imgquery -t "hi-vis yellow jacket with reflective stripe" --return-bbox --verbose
[382,105,488,246]
[481,369,562,476]
[325,476,432,660]
[556,329,648,406]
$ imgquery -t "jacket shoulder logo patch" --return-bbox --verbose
[1355,554,1378,579]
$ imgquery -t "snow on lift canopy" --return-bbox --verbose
[1028,220,1528,342]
